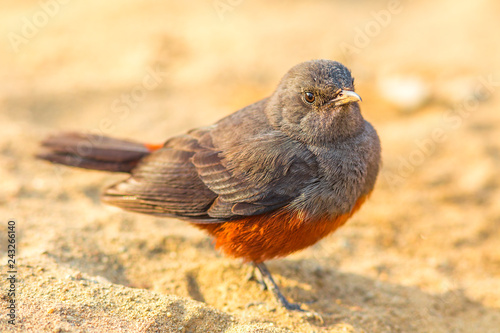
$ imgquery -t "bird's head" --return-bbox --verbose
[266,59,364,145]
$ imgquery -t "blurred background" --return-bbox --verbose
[1,0,500,332]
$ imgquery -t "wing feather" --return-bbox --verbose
[101,125,318,222]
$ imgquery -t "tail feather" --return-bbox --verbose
[37,132,159,173]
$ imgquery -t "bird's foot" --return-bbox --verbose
[253,262,303,311]
[248,262,324,322]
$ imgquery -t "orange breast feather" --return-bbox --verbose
[195,194,369,263]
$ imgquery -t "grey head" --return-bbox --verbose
[265,59,365,145]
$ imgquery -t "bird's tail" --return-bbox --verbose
[37,132,162,173]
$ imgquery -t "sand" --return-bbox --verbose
[1,0,500,332]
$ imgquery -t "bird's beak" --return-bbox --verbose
[332,90,362,106]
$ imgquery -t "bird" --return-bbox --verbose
[38,59,381,311]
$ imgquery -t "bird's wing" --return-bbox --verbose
[102,127,318,222]
[192,130,317,219]
[102,131,218,221]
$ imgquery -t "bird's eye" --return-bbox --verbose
[303,92,315,104]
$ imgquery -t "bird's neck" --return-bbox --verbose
[266,102,365,146]
[325,104,365,143]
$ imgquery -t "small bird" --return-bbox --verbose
[38,59,381,310]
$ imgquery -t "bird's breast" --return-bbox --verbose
[193,193,370,263]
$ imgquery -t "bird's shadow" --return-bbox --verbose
[262,258,500,331]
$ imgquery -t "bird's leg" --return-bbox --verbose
[246,264,268,290]
[253,262,303,311]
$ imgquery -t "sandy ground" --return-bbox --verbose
[1,0,500,332]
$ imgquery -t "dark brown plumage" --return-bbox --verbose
[38,59,381,310]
